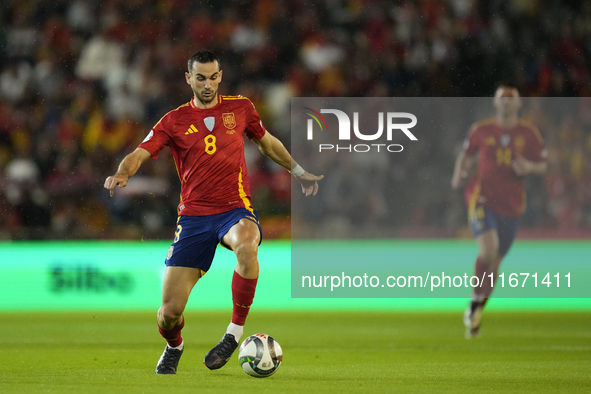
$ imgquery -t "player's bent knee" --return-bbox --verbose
[234,238,259,260]
[159,304,184,325]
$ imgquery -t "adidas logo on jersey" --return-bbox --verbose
[185,124,199,135]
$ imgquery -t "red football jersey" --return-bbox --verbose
[138,95,266,216]
[463,118,546,218]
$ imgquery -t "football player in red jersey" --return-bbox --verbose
[104,50,323,373]
[451,86,547,338]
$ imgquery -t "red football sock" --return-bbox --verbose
[158,317,184,347]
[231,271,258,326]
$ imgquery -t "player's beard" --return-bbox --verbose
[196,88,217,105]
[499,108,518,119]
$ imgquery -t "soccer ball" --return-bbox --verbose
[238,333,282,378]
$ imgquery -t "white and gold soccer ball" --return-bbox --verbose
[238,333,282,378]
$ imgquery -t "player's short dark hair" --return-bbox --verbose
[495,85,520,97]
[187,50,221,72]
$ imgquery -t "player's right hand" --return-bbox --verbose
[511,155,531,176]
[104,174,129,197]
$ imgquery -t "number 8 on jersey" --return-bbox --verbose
[205,135,217,155]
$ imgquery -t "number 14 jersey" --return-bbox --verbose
[139,95,267,216]
[463,118,546,218]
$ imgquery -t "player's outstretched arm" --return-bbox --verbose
[104,148,152,197]
[252,132,324,196]
[451,151,475,190]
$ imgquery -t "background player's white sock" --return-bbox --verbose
[471,294,485,304]
[226,322,243,343]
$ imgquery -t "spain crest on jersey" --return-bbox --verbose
[223,113,236,129]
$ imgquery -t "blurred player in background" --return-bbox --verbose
[104,50,323,373]
[451,86,547,338]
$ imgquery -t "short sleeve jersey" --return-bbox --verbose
[138,95,266,216]
[463,118,546,218]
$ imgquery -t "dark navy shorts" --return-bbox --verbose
[165,208,262,272]
[469,205,520,256]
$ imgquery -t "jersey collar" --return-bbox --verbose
[190,95,222,110]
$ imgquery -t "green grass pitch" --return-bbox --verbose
[1,311,589,393]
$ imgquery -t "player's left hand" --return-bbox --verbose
[512,155,531,176]
[295,172,324,196]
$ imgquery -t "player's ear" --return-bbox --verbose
[185,71,191,85]
[218,70,223,82]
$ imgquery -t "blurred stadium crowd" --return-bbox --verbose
[1,0,591,240]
